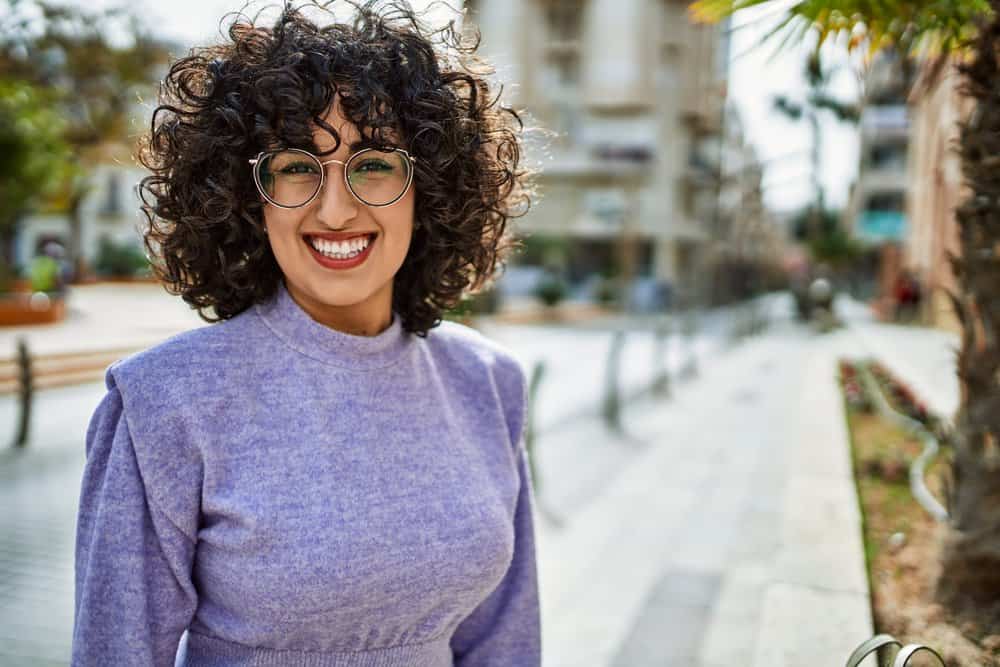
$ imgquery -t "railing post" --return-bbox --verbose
[524,360,545,494]
[651,317,671,398]
[680,302,699,380]
[14,337,33,448]
[602,330,625,433]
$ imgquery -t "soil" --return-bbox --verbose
[846,407,1000,666]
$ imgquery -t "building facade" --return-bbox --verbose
[15,156,148,275]
[463,0,729,305]
[844,51,915,314]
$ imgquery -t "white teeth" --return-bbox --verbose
[308,234,372,260]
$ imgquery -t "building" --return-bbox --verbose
[15,151,149,277]
[463,0,729,306]
[844,51,915,313]
[710,105,787,302]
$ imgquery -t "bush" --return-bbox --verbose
[94,237,149,277]
[595,277,618,305]
[535,273,568,307]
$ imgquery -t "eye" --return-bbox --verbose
[278,161,320,175]
[354,159,394,173]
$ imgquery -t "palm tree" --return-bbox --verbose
[773,51,859,242]
[690,0,1000,609]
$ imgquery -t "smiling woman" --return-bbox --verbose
[71,2,542,666]
[136,0,532,336]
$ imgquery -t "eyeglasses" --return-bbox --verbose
[249,146,417,209]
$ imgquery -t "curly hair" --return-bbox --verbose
[137,0,532,336]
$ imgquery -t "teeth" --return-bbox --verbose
[309,234,372,260]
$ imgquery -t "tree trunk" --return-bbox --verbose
[67,191,86,282]
[937,3,1000,608]
[0,216,23,290]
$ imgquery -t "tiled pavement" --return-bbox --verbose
[1,383,107,666]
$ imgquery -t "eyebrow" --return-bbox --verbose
[319,137,399,154]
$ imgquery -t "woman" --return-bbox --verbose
[71,2,540,665]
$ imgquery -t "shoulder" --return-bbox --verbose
[104,310,259,433]
[425,319,528,444]
[109,310,254,396]
[425,319,525,390]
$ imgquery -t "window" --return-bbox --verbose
[543,0,582,44]
[868,143,908,171]
[539,0,582,139]
[99,172,122,218]
[865,192,905,212]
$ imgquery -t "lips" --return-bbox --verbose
[303,231,377,270]
[303,231,378,243]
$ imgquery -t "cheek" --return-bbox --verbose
[263,209,306,256]
[375,204,416,259]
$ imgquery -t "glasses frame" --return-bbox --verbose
[248,146,418,209]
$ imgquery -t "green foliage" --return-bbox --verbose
[94,237,149,277]
[0,1,170,152]
[0,78,71,229]
[535,273,568,307]
[595,277,619,305]
[810,226,862,267]
[519,234,570,270]
[689,0,990,59]
[443,287,501,322]
[790,207,862,266]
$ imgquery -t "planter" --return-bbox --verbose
[0,292,67,326]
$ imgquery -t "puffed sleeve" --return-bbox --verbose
[450,353,542,666]
[71,378,199,666]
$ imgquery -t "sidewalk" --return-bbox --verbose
[533,318,874,666]
[838,299,960,420]
[0,283,207,361]
[0,284,631,363]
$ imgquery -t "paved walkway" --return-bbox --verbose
[838,297,960,420]
[0,284,207,361]
[534,317,874,666]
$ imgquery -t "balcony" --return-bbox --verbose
[856,210,908,244]
[861,105,910,140]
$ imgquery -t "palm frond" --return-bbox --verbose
[689,0,993,59]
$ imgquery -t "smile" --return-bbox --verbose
[303,233,377,270]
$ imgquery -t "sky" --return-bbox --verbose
[79,0,861,215]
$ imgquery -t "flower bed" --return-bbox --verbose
[837,359,996,665]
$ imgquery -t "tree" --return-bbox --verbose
[691,0,1000,613]
[0,77,71,289]
[0,0,170,280]
[772,52,859,241]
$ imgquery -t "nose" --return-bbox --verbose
[314,159,359,227]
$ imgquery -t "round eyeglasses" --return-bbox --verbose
[249,147,417,209]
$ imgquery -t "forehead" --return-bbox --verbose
[312,98,401,152]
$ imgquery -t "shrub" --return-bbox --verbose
[95,237,149,277]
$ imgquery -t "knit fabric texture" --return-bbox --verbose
[72,279,541,666]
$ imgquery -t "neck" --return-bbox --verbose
[283,280,393,337]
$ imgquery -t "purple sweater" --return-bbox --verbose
[72,279,541,666]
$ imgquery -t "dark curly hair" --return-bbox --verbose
[137,0,533,336]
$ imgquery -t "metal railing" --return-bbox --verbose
[846,633,945,667]
[859,364,949,522]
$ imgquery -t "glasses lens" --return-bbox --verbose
[258,150,322,207]
[346,149,412,206]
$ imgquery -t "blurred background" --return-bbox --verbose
[0,0,988,665]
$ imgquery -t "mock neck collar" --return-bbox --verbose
[254,279,411,371]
